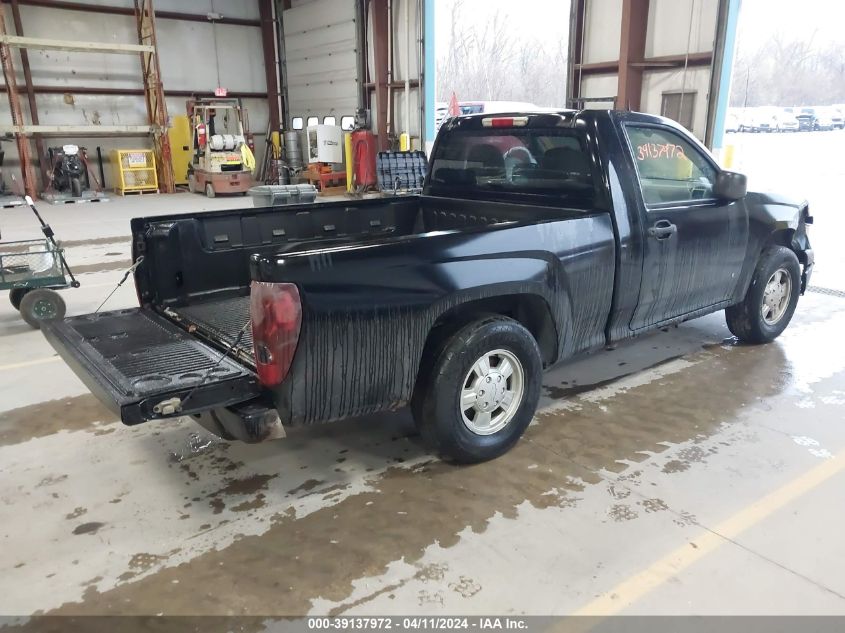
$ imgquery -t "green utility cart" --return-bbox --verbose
[1,197,79,328]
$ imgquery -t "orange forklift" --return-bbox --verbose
[186,98,255,197]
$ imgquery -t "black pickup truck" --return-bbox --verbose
[43,110,814,463]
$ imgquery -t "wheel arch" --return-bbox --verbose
[764,227,810,266]
[419,293,558,372]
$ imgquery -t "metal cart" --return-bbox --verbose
[1,196,79,328]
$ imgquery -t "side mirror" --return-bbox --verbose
[714,170,747,201]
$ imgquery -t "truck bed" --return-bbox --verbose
[173,296,254,365]
[129,195,595,373]
[132,195,588,312]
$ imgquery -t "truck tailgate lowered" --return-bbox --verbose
[42,308,261,424]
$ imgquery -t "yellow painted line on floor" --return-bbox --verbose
[572,451,845,616]
[0,356,60,372]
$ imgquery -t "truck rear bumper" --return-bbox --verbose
[191,397,286,443]
[42,308,262,425]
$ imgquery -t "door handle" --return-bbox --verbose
[648,220,677,240]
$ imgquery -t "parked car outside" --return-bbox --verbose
[832,105,845,129]
[737,108,757,132]
[825,106,843,129]
[457,101,539,116]
[754,107,780,132]
[795,107,819,131]
[812,107,835,131]
[778,108,800,132]
[434,102,449,132]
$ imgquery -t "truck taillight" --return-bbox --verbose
[250,281,302,386]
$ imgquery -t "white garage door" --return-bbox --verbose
[284,0,359,124]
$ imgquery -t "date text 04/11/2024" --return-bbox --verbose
[307,617,529,630]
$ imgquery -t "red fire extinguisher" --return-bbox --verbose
[351,129,377,188]
[196,123,207,149]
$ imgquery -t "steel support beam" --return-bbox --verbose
[274,0,290,127]
[706,0,739,150]
[258,0,281,132]
[9,0,48,187]
[363,80,420,89]
[617,0,649,111]
[575,52,713,77]
[0,0,261,27]
[0,10,36,197]
[0,34,154,54]
[566,0,585,107]
[0,124,154,134]
[371,0,389,150]
[0,85,269,99]
[355,0,367,111]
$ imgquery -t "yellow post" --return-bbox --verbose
[399,132,410,152]
[722,144,735,169]
[270,131,281,159]
[344,132,353,192]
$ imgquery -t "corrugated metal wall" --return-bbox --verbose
[0,0,429,187]
[0,0,269,187]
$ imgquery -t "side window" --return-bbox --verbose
[307,116,319,127]
[291,117,303,130]
[323,116,336,126]
[624,125,717,205]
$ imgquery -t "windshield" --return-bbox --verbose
[428,128,595,205]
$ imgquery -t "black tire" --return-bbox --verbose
[412,316,542,463]
[9,287,31,310]
[205,182,216,198]
[725,246,800,344]
[70,177,82,198]
[19,288,66,329]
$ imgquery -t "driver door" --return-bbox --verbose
[624,124,749,330]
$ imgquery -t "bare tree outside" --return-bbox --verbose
[731,34,845,107]
[436,0,569,107]
[730,0,845,107]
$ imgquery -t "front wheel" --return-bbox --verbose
[725,246,800,344]
[412,316,542,463]
[19,288,67,329]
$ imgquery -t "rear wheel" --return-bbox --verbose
[9,288,31,310]
[19,288,66,329]
[725,246,800,344]
[412,316,542,463]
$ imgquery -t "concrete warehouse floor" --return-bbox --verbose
[1,131,845,617]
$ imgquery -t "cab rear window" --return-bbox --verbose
[428,128,596,205]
